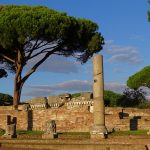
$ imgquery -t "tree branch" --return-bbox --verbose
[26,41,54,60]
[32,40,45,50]
[31,39,39,50]
[26,39,42,59]
[21,45,62,83]
[27,45,59,60]
[0,54,15,63]
[34,41,49,50]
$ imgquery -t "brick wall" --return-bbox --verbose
[0,109,28,130]
[0,106,150,132]
[31,106,93,132]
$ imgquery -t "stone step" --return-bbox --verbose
[0,143,147,150]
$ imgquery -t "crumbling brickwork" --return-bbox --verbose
[0,106,150,132]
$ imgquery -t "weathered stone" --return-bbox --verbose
[2,115,17,139]
[80,92,93,99]
[42,120,58,139]
[4,124,17,138]
[27,97,48,105]
[59,93,71,101]
[90,54,107,139]
[42,133,58,139]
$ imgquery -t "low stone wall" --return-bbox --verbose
[31,106,93,132]
[0,106,150,132]
[105,107,150,131]
[0,109,28,130]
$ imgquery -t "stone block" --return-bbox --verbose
[3,124,17,139]
[42,133,58,139]
[90,125,108,139]
[91,133,107,139]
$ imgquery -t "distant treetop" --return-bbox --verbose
[127,66,150,89]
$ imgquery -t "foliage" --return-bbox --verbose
[0,68,7,78]
[127,66,150,89]
[72,90,148,108]
[0,5,104,108]
[104,90,122,107]
[71,93,81,98]
[117,88,146,107]
[0,93,13,106]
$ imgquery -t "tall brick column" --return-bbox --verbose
[90,54,107,139]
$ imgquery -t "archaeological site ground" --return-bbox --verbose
[0,55,150,150]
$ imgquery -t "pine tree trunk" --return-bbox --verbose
[13,50,23,110]
[13,80,21,110]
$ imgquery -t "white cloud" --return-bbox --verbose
[23,80,127,99]
[105,82,127,93]
[25,55,79,74]
[23,80,92,97]
[103,41,143,64]
[23,89,54,97]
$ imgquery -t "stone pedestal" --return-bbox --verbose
[42,120,58,139]
[42,133,58,139]
[90,125,107,139]
[3,124,17,139]
[90,54,107,139]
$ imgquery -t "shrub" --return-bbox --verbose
[104,90,122,107]
[0,93,13,106]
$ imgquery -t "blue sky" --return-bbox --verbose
[0,0,150,101]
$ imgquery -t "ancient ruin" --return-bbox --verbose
[90,54,107,139]
[0,54,150,150]
[42,120,58,139]
[0,54,150,135]
[2,115,17,139]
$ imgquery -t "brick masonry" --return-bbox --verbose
[0,106,150,132]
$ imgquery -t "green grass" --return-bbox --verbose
[1,130,90,136]
[16,130,44,135]
[59,132,90,135]
[110,130,148,136]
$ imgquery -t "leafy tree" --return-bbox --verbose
[0,6,104,109]
[117,88,146,107]
[0,93,13,106]
[104,90,122,107]
[123,88,146,102]
[127,66,150,89]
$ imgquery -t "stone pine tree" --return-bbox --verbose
[126,66,150,105]
[0,6,104,109]
[127,66,150,89]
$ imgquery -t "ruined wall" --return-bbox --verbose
[105,107,150,131]
[31,106,93,132]
[0,106,150,132]
[0,108,28,130]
